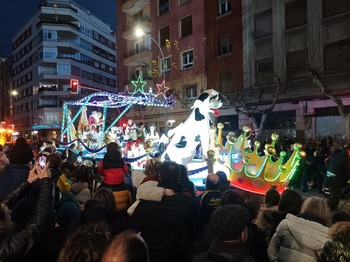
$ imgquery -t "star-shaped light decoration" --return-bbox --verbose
[144,86,156,104]
[166,94,176,109]
[156,80,169,98]
[130,75,147,94]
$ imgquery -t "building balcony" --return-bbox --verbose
[122,0,150,15]
[36,20,80,33]
[123,46,152,67]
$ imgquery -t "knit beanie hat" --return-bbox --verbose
[210,204,249,241]
[9,137,34,164]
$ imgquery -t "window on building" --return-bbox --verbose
[180,15,193,38]
[71,65,81,76]
[161,57,171,74]
[160,26,170,46]
[133,10,143,24]
[86,72,93,81]
[43,30,56,41]
[159,0,169,16]
[181,49,194,69]
[81,39,92,51]
[108,40,114,49]
[286,49,308,80]
[219,72,233,93]
[93,32,99,40]
[254,10,272,38]
[324,39,350,74]
[285,0,307,29]
[184,85,197,103]
[179,0,189,5]
[323,0,349,18]
[45,112,59,124]
[255,58,274,84]
[134,40,144,53]
[135,67,143,78]
[57,64,71,75]
[218,0,231,15]
[218,33,232,55]
[80,24,92,37]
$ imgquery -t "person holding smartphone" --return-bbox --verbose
[0,162,56,261]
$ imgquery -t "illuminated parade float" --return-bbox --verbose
[57,82,305,195]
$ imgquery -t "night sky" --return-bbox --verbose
[0,0,117,55]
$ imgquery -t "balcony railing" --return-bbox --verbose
[125,45,151,58]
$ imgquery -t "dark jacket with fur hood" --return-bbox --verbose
[320,221,350,262]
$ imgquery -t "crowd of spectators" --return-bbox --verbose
[0,137,349,261]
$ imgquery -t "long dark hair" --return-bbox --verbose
[179,164,196,197]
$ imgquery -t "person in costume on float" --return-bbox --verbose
[124,119,137,142]
[136,122,148,143]
[82,125,92,144]
[94,125,104,148]
[145,125,160,155]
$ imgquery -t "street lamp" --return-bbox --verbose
[10,90,18,128]
[135,28,168,133]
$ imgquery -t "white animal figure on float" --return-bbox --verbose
[161,89,222,166]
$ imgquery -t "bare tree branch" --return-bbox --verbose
[309,69,347,118]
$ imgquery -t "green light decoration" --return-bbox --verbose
[130,75,147,94]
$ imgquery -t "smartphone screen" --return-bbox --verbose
[38,155,47,169]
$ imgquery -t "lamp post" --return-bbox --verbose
[135,29,168,134]
[10,90,18,127]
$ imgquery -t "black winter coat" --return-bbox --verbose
[325,149,350,188]
[128,193,199,262]
[0,178,54,261]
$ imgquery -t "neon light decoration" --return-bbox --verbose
[211,125,306,194]
[60,90,172,143]
[130,75,147,94]
[58,86,304,195]
[156,80,169,98]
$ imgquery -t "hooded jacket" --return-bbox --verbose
[268,213,329,262]
[98,153,128,186]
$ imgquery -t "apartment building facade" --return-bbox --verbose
[237,0,350,141]
[118,0,207,133]
[118,0,350,141]
[11,0,117,140]
[0,56,12,124]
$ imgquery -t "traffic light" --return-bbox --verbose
[69,79,79,94]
